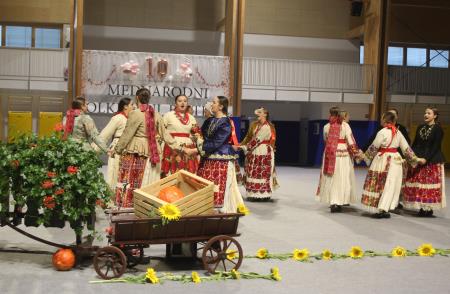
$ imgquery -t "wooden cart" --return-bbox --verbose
[93,210,245,280]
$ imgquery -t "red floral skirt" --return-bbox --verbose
[197,159,229,208]
[244,150,273,196]
[403,163,445,208]
[115,153,147,208]
[161,144,198,176]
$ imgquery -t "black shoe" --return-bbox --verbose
[418,209,427,217]
[330,205,342,213]
[372,211,390,219]
[372,212,384,219]
[426,210,434,217]
[396,203,403,210]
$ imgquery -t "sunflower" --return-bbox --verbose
[158,204,181,221]
[391,246,407,258]
[226,249,238,260]
[270,267,282,281]
[292,248,309,261]
[231,269,241,279]
[417,243,436,257]
[256,248,268,259]
[322,249,333,260]
[145,268,159,284]
[237,204,250,215]
[191,271,201,283]
[349,246,364,259]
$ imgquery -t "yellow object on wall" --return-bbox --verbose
[39,112,63,138]
[8,112,33,142]
[409,124,449,164]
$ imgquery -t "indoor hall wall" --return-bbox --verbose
[0,0,71,24]
[241,101,370,121]
[84,0,225,31]
[245,0,355,39]
[390,5,450,46]
[84,26,360,62]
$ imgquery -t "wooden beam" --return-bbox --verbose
[68,0,75,105]
[235,0,245,116]
[224,0,238,108]
[346,24,365,39]
[364,0,390,120]
[216,17,226,31]
[74,0,84,97]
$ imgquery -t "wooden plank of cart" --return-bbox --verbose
[93,211,245,280]
[93,170,245,280]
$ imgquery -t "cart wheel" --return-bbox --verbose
[125,247,144,268]
[93,246,127,279]
[202,235,243,274]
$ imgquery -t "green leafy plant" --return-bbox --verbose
[0,132,111,236]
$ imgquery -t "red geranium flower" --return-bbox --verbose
[47,171,57,178]
[42,180,55,189]
[43,196,56,209]
[54,122,64,132]
[96,199,105,208]
[67,166,78,174]
[55,188,65,195]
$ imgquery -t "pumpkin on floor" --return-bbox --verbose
[158,186,185,203]
[52,248,76,271]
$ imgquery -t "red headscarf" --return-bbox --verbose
[139,104,160,166]
[384,123,397,148]
[63,109,81,140]
[323,115,342,176]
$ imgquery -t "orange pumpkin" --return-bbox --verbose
[158,186,185,203]
[52,248,76,271]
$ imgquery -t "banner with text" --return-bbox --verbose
[81,50,229,114]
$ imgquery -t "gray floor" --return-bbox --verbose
[1,167,449,294]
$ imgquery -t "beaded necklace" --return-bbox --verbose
[175,110,189,125]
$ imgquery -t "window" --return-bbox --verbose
[35,28,61,48]
[407,48,427,67]
[387,47,404,65]
[429,49,449,68]
[360,45,364,64]
[0,24,62,48]
[5,26,32,48]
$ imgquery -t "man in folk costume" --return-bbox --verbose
[235,107,278,201]
[114,88,162,208]
[98,97,134,191]
[317,107,362,212]
[403,107,446,217]
[361,112,426,218]
[63,96,107,153]
[160,95,199,178]
[185,96,244,213]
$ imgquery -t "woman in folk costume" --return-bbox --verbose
[316,107,362,212]
[361,112,425,219]
[114,88,162,207]
[63,96,107,153]
[236,107,278,201]
[184,96,244,213]
[161,95,200,178]
[98,97,134,191]
[403,107,446,217]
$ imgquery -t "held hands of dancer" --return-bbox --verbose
[354,150,365,164]
[232,145,241,152]
[183,147,198,157]
[417,158,427,165]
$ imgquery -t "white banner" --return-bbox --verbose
[81,50,230,113]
